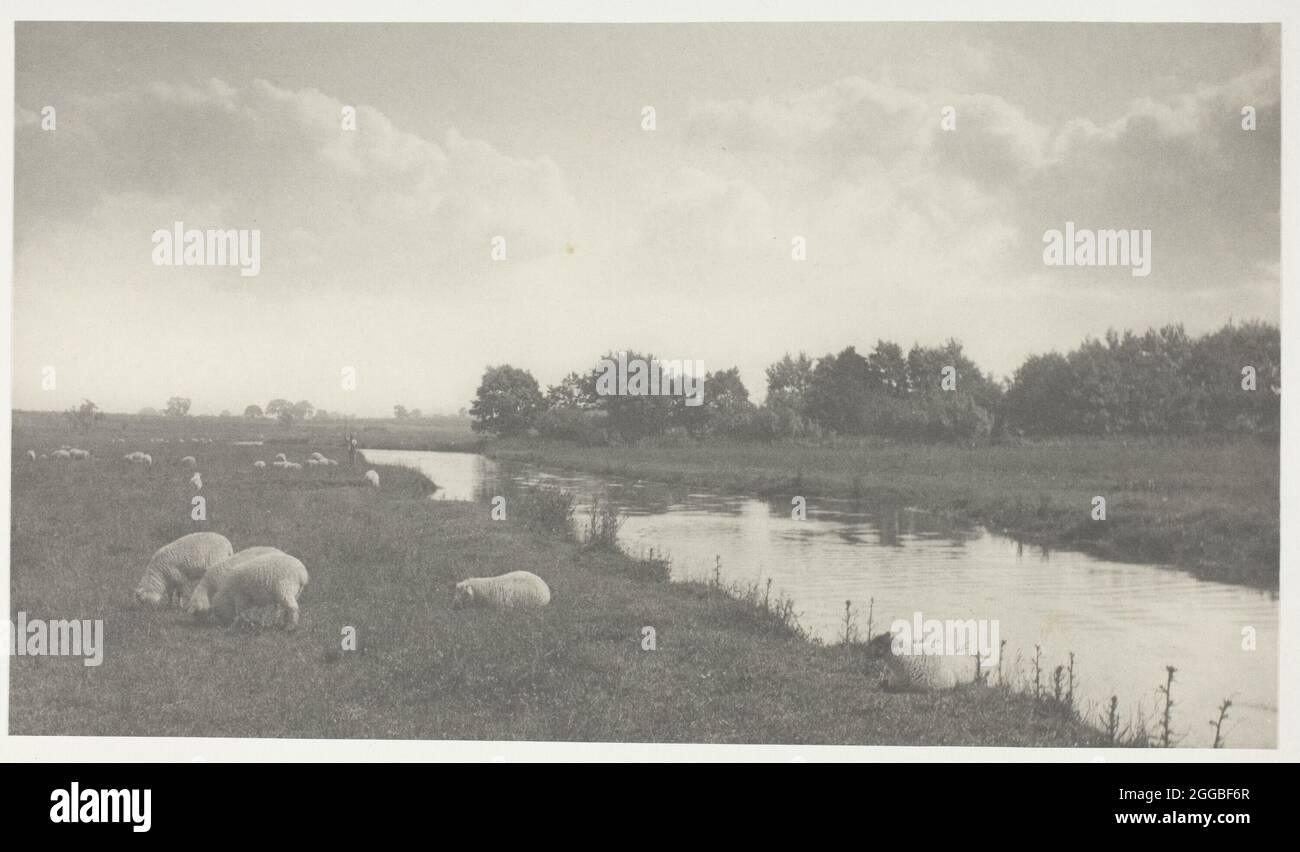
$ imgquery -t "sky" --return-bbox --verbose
[12,22,1281,416]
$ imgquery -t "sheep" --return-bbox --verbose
[210,550,309,628]
[252,460,266,469]
[326,459,339,466]
[69,448,90,460]
[134,532,234,608]
[868,632,979,692]
[285,462,303,470]
[39,453,47,460]
[452,571,551,610]
[26,450,35,460]
[307,458,321,466]
[364,470,380,488]
[309,452,326,462]
[189,472,203,490]
[181,456,197,466]
[274,453,287,463]
[185,546,283,619]
[51,449,71,460]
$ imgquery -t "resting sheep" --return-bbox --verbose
[185,546,283,619]
[453,571,551,610]
[364,470,380,488]
[868,631,979,692]
[134,532,234,608]
[210,550,309,628]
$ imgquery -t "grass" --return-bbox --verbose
[9,416,1105,745]
[485,436,1279,588]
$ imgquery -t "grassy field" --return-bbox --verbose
[9,415,1104,745]
[487,437,1279,588]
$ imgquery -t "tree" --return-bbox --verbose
[410,409,421,419]
[546,371,597,410]
[164,397,191,418]
[244,404,264,418]
[393,405,409,420]
[65,399,104,433]
[292,400,315,421]
[470,365,545,436]
[138,407,159,417]
[219,410,232,418]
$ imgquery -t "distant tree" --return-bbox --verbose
[164,397,192,418]
[457,407,468,417]
[470,365,545,436]
[266,399,292,417]
[65,399,104,433]
[219,410,232,418]
[244,404,264,418]
[315,409,332,422]
[546,371,597,410]
[292,400,315,421]
[393,405,409,420]
[410,409,421,419]
[138,407,160,417]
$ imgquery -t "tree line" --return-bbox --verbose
[470,321,1280,444]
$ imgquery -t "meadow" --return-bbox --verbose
[9,413,1104,745]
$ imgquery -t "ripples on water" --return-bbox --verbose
[361,449,1278,748]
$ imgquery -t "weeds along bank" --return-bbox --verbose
[10,424,1101,745]
[484,437,1279,589]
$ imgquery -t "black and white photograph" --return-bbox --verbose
[2,3,1295,775]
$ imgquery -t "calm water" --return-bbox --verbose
[362,448,1279,748]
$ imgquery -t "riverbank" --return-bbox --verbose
[9,429,1103,746]
[484,437,1279,589]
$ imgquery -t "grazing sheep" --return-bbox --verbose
[252,460,266,469]
[141,453,153,466]
[69,448,90,460]
[185,546,283,619]
[190,472,203,490]
[26,450,35,460]
[210,551,309,628]
[453,571,551,610]
[51,449,71,460]
[868,632,979,692]
[134,532,234,608]
[364,470,380,488]
[274,453,287,462]
[181,456,197,466]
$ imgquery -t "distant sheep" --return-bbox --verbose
[364,470,380,488]
[190,472,203,490]
[210,550,309,628]
[285,462,303,470]
[185,546,283,619]
[253,460,266,469]
[26,450,35,461]
[134,532,234,608]
[309,452,326,462]
[69,448,90,460]
[307,458,321,466]
[181,456,197,466]
[274,453,287,462]
[453,571,552,610]
[51,449,71,460]
[326,459,338,466]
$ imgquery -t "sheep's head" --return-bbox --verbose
[452,581,474,608]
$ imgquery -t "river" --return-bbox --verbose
[362,448,1278,748]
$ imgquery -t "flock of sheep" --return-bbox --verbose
[30,437,554,631]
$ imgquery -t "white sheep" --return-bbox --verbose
[309,452,326,462]
[453,571,552,610]
[307,458,320,466]
[364,470,380,488]
[210,550,309,628]
[190,472,203,490]
[181,456,197,466]
[134,532,234,608]
[26,450,35,460]
[869,632,980,692]
[141,453,153,466]
[51,449,71,459]
[69,448,90,460]
[39,453,47,460]
[185,546,283,619]
[326,459,338,466]
[274,453,287,462]
[253,460,266,469]
[286,462,303,470]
